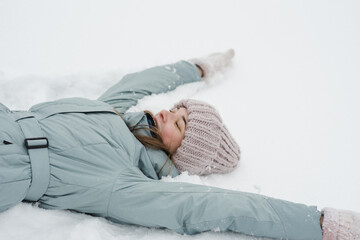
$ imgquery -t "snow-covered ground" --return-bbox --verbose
[1,0,360,239]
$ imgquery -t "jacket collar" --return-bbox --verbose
[122,111,156,137]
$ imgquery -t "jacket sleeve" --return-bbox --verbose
[107,168,323,240]
[97,61,202,114]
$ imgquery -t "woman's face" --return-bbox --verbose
[154,107,188,154]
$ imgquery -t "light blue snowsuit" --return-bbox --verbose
[0,61,322,239]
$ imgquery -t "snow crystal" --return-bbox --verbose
[253,184,262,194]
[213,227,221,232]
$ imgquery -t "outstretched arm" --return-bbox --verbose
[106,171,322,239]
[98,61,202,114]
[97,49,235,114]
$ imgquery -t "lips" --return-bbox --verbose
[154,113,160,129]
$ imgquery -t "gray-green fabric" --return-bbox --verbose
[0,61,322,239]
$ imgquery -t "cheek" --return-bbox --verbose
[160,125,182,149]
[160,126,174,146]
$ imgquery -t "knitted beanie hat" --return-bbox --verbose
[171,99,241,175]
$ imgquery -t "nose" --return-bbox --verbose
[160,109,176,123]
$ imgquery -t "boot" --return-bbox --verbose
[322,207,360,240]
[189,49,235,79]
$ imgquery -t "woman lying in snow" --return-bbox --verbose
[0,49,358,240]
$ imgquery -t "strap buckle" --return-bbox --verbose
[24,137,49,149]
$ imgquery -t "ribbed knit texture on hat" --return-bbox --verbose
[171,99,240,175]
[322,207,360,240]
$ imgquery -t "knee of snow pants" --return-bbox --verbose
[107,170,322,240]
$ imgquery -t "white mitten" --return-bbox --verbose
[322,207,360,240]
[189,49,235,79]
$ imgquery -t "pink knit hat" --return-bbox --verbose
[171,99,241,175]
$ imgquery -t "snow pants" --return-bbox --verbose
[1,61,322,239]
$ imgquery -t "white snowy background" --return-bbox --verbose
[1,0,360,239]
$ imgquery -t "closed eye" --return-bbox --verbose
[176,122,181,131]
[182,116,187,129]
